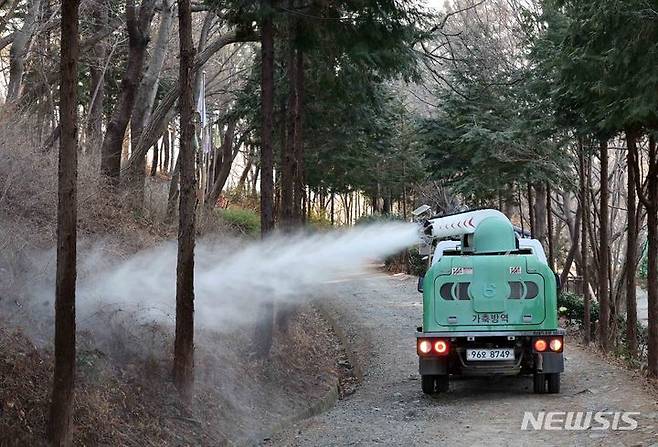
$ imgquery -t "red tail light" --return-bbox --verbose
[434,340,449,354]
[534,339,547,352]
[549,337,563,352]
[418,339,432,355]
[417,338,449,356]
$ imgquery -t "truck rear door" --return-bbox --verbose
[433,255,546,328]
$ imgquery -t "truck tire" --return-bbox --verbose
[421,375,436,394]
[547,373,560,394]
[436,375,450,393]
[533,373,546,394]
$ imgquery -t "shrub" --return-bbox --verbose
[407,247,428,276]
[355,214,404,225]
[383,246,428,276]
[559,292,649,366]
[308,211,332,229]
[557,291,599,327]
[217,208,260,236]
[223,186,260,212]
[615,317,649,364]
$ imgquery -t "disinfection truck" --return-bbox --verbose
[414,208,564,394]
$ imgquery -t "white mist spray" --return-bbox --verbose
[77,222,419,331]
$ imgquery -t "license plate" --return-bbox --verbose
[466,348,514,361]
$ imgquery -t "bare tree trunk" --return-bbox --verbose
[273,99,285,218]
[253,0,275,359]
[560,204,581,287]
[173,0,196,399]
[259,10,275,234]
[193,12,214,98]
[518,186,525,234]
[205,118,237,210]
[99,0,156,182]
[42,125,62,152]
[546,183,554,270]
[503,184,514,217]
[86,69,105,154]
[599,139,611,351]
[293,48,305,224]
[131,0,174,142]
[279,53,304,325]
[382,194,390,215]
[527,183,535,238]
[643,134,658,377]
[625,129,639,357]
[251,166,259,195]
[48,0,79,442]
[534,182,547,250]
[125,0,175,202]
[277,59,297,327]
[342,193,352,225]
[373,187,381,214]
[150,141,159,176]
[307,188,312,220]
[165,153,180,224]
[237,144,253,191]
[5,0,41,101]
[162,128,170,174]
[190,13,214,209]
[280,37,296,227]
[579,140,591,345]
[85,0,108,155]
[330,192,335,225]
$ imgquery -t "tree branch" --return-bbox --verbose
[123,30,258,172]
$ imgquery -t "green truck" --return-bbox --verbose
[414,208,564,395]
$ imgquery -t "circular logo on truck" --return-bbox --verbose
[483,283,497,298]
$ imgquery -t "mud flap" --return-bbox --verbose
[536,352,564,374]
[419,357,448,375]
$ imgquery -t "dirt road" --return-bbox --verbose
[269,274,658,446]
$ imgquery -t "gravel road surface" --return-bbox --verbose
[269,273,658,447]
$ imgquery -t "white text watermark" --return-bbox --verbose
[521,411,640,431]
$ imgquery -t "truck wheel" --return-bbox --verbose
[533,373,546,394]
[421,375,436,394]
[436,375,450,393]
[547,373,560,394]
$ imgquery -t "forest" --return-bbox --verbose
[1,0,658,445]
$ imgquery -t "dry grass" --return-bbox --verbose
[0,117,167,305]
[0,307,341,446]
[0,114,171,237]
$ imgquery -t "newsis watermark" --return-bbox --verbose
[521,411,640,431]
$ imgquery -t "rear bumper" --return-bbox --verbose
[417,329,564,376]
[415,328,566,338]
